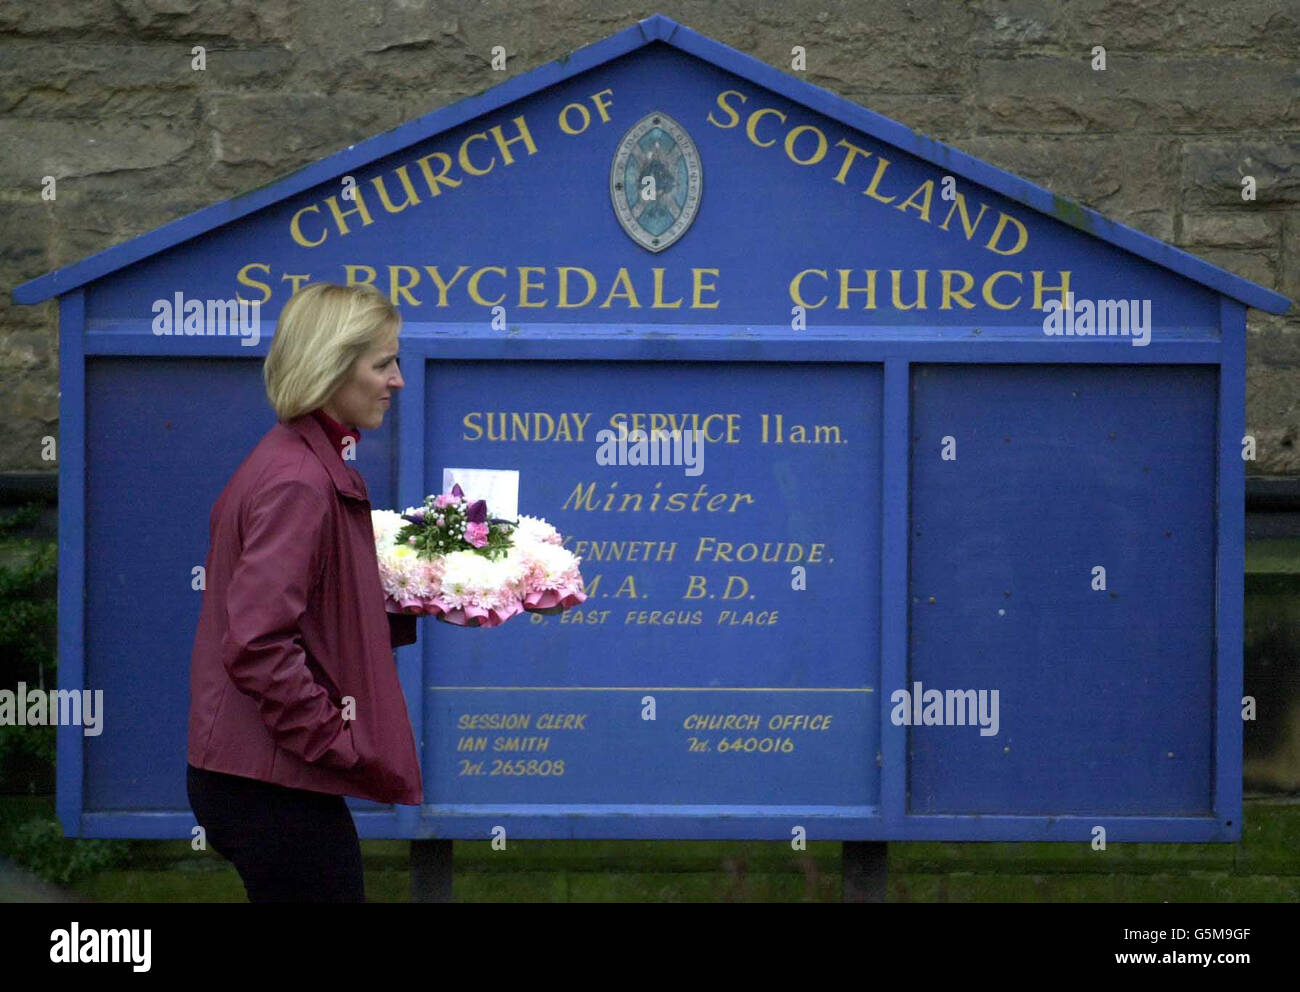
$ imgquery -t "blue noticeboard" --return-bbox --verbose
[425,361,880,809]
[12,15,1291,842]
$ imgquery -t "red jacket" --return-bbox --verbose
[187,412,422,805]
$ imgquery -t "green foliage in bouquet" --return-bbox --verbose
[394,491,517,562]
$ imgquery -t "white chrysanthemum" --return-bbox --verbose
[438,550,528,609]
[444,550,525,591]
[513,540,582,584]
[377,543,438,597]
[407,558,442,598]
[513,514,562,546]
[380,544,420,570]
[371,509,408,550]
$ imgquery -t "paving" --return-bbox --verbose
[0,855,91,902]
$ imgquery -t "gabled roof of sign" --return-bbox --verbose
[13,14,1291,313]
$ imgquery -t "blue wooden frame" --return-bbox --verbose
[15,13,1290,843]
[54,320,1251,841]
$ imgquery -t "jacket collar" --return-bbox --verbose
[284,413,368,501]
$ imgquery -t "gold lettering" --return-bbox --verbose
[692,268,720,309]
[790,269,828,308]
[468,266,508,306]
[700,413,727,443]
[558,267,598,308]
[370,165,422,214]
[896,180,935,222]
[986,212,1029,256]
[564,481,600,511]
[746,107,786,148]
[557,102,590,135]
[983,270,1022,310]
[518,267,547,308]
[459,132,494,176]
[289,205,327,248]
[424,265,469,307]
[415,151,461,197]
[651,268,683,308]
[325,190,374,236]
[890,269,926,310]
[389,265,421,306]
[940,269,975,310]
[706,89,747,129]
[281,273,311,294]
[490,116,538,165]
[589,88,614,124]
[832,138,873,186]
[1031,270,1071,310]
[600,268,640,308]
[837,269,877,310]
[344,264,377,288]
[235,262,272,304]
[938,194,988,239]
[784,124,828,166]
[862,155,897,205]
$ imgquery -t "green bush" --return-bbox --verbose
[0,502,58,794]
[0,503,41,535]
[3,816,132,885]
[0,531,56,678]
[0,723,56,765]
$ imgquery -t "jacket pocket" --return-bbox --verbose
[304,652,343,706]
[316,717,364,773]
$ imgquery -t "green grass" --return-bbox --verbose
[1,795,1296,902]
[1246,538,1300,576]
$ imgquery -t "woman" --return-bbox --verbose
[186,282,421,903]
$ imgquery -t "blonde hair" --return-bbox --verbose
[264,282,401,421]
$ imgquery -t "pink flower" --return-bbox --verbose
[407,536,417,545]
[465,522,489,547]
[433,494,456,509]
[434,516,445,527]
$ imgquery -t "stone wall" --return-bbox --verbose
[1,0,1296,472]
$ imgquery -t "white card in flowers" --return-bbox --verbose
[441,468,519,521]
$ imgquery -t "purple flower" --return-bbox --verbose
[465,521,489,547]
[465,499,487,524]
[401,508,426,525]
[451,483,464,498]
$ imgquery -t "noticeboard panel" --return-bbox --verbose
[423,360,881,808]
[908,364,1217,815]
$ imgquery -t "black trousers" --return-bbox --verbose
[186,763,365,902]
